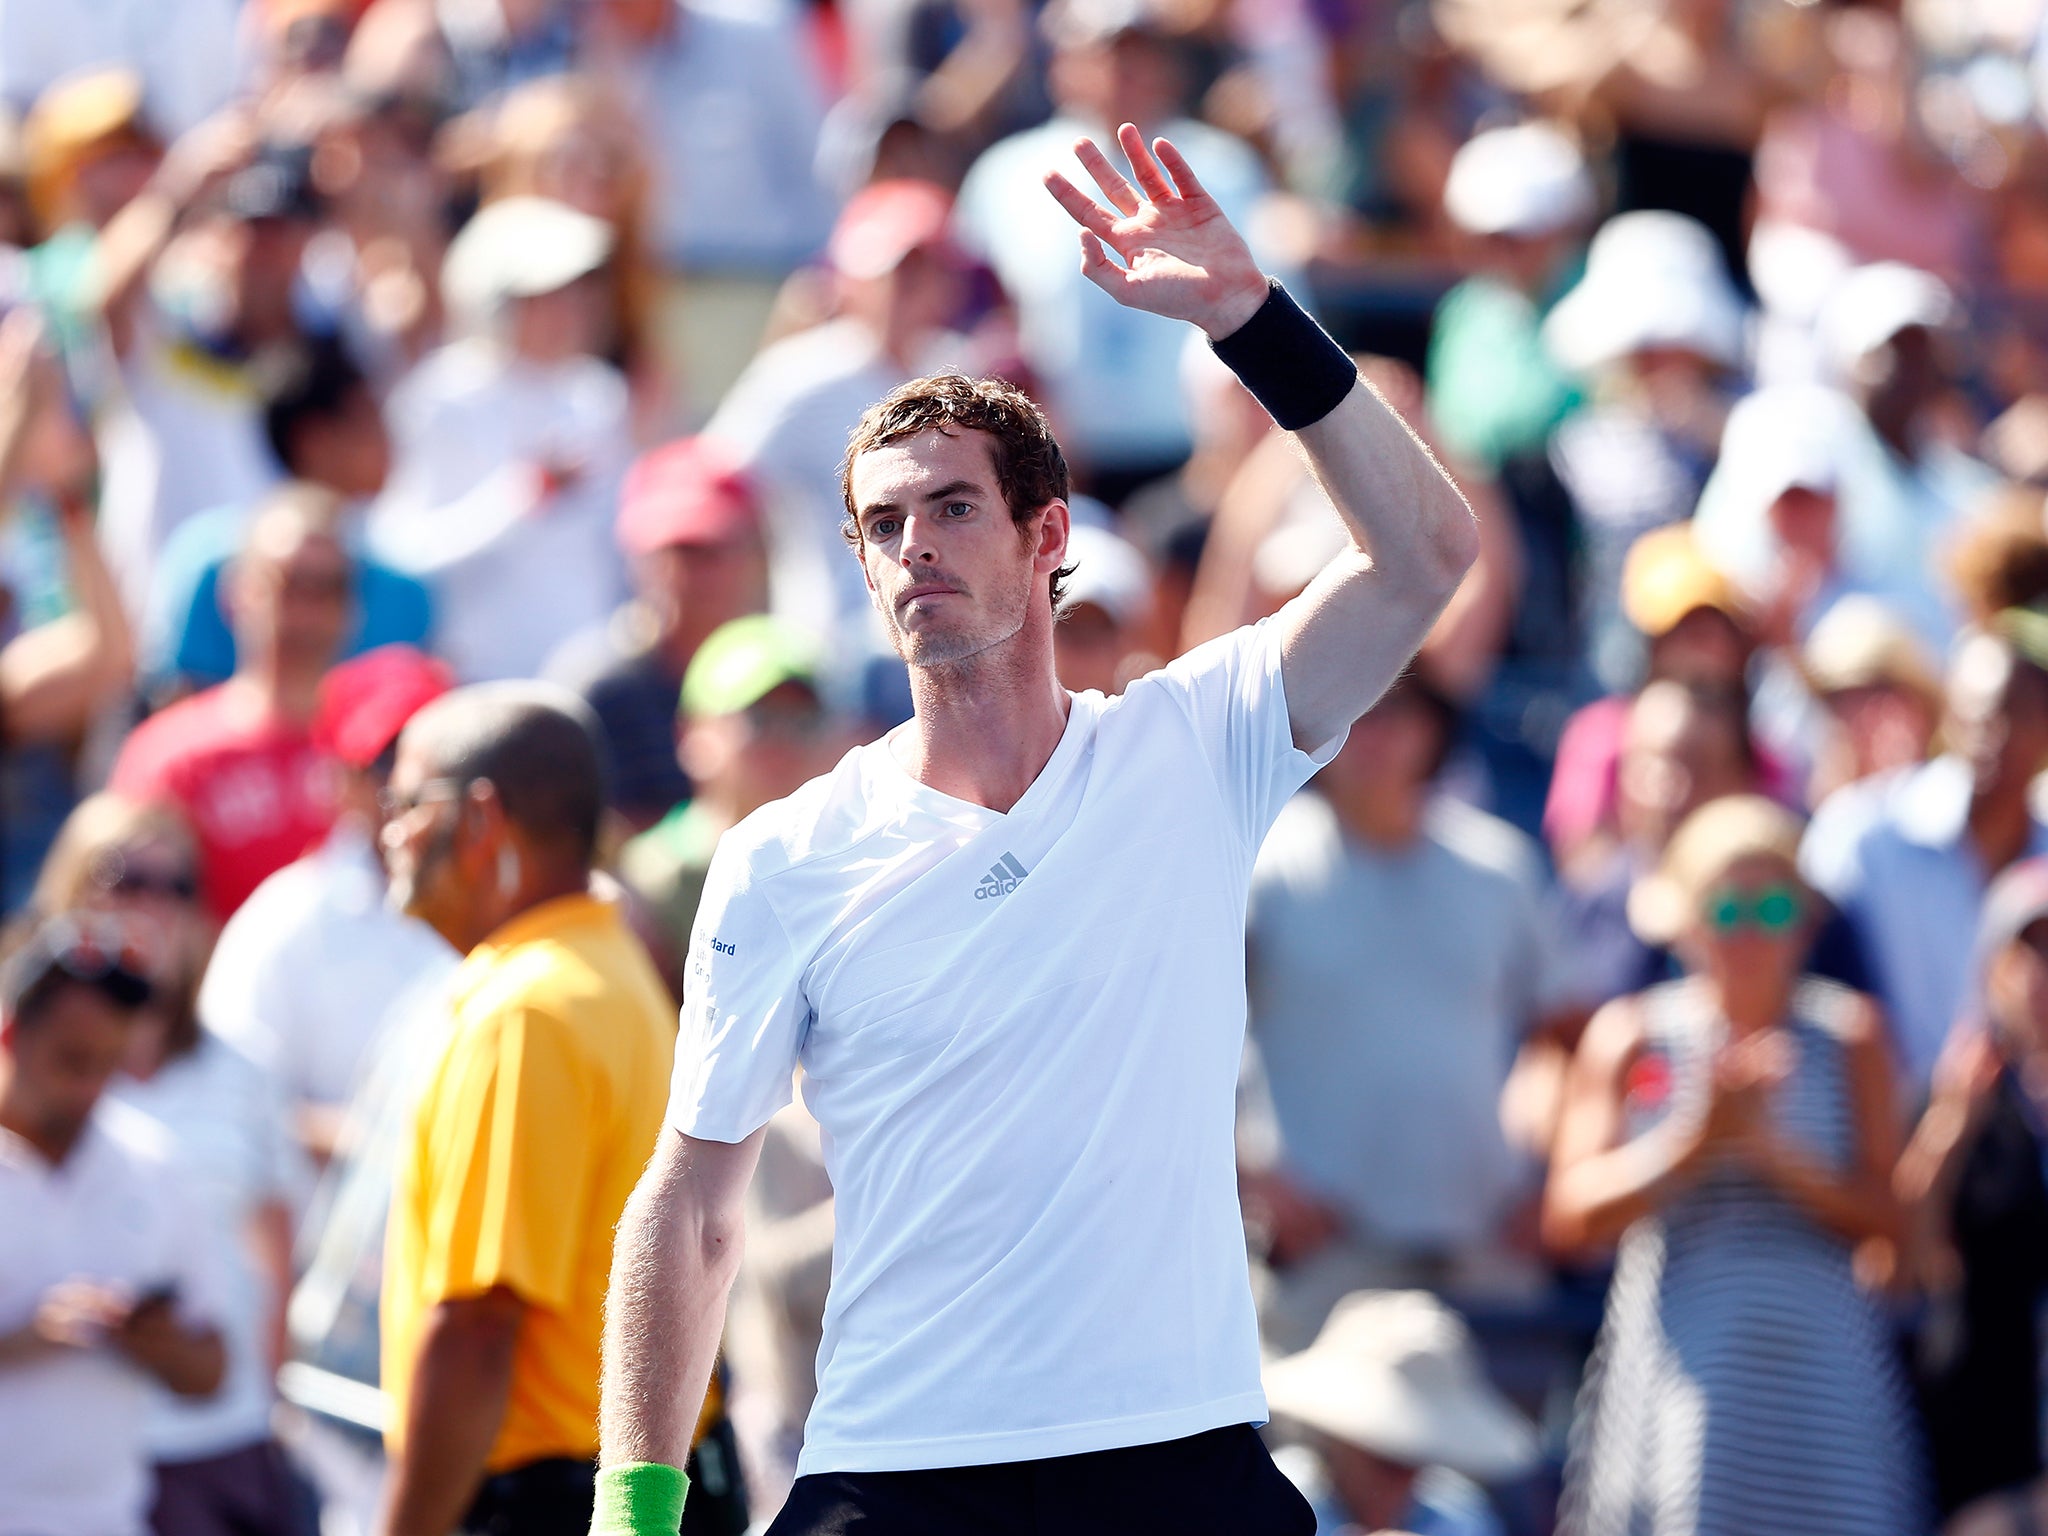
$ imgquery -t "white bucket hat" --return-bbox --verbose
[1818,261,1957,376]
[1263,1290,1538,1483]
[1442,122,1594,240]
[1544,210,1747,374]
[1058,522,1151,627]
[442,195,614,329]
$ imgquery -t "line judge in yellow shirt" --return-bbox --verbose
[374,684,739,1536]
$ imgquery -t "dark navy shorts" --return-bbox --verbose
[765,1423,1316,1536]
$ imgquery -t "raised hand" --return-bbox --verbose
[1042,123,1270,342]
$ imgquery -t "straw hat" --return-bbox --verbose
[1263,1291,1537,1483]
[1544,211,1747,374]
[1619,523,1745,640]
[1801,595,1940,706]
[1627,793,1807,946]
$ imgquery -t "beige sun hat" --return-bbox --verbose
[1627,793,1807,946]
[1801,595,1941,707]
[1263,1290,1537,1484]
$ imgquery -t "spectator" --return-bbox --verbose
[199,644,458,1162]
[0,913,227,1536]
[545,438,770,833]
[1052,521,1154,696]
[1541,211,1746,691]
[109,485,351,920]
[376,684,742,1536]
[459,73,665,429]
[954,0,1276,495]
[618,614,834,992]
[1802,620,2048,1093]
[1693,264,1999,646]
[93,129,334,615]
[1242,667,1574,1352]
[34,794,307,1536]
[575,0,832,411]
[1544,523,1775,869]
[1797,595,1941,808]
[1425,120,1593,475]
[142,338,432,700]
[0,307,135,912]
[1265,1290,1538,1536]
[19,67,161,363]
[704,178,973,641]
[1898,858,2048,1523]
[367,194,629,682]
[1553,678,1758,1010]
[1547,795,1923,1534]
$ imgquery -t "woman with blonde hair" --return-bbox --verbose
[457,72,667,432]
[33,792,307,1536]
[1546,794,1925,1534]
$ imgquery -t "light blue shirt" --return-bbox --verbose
[1800,756,2048,1091]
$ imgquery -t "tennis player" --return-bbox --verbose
[593,125,1478,1536]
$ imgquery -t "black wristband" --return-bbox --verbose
[1208,279,1358,431]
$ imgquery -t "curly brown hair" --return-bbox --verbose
[839,373,1077,609]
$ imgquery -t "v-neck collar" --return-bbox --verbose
[869,691,1093,824]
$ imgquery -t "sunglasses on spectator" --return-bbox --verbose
[4,912,158,1010]
[90,848,200,903]
[377,778,471,820]
[1701,882,1805,936]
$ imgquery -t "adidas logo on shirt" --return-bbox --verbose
[975,853,1030,900]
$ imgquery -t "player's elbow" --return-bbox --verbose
[1420,490,1481,598]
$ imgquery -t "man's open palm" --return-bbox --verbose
[1043,123,1269,342]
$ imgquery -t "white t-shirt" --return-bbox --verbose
[201,827,461,1112]
[669,620,1339,1475]
[0,1104,227,1536]
[107,1036,301,1462]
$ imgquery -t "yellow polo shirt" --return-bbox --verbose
[382,892,677,1471]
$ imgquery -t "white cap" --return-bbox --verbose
[1544,210,1747,373]
[1744,406,1841,508]
[1264,1290,1539,1482]
[442,195,614,325]
[1819,261,1957,374]
[1443,122,1594,239]
[1059,522,1151,627]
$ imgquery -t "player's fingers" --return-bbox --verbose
[1074,137,1142,217]
[1043,170,1122,243]
[1118,122,1175,204]
[1078,230,1132,297]
[1155,137,1216,209]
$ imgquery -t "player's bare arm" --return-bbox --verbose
[1044,124,1479,750]
[595,1127,764,1512]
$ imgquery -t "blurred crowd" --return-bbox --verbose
[7,0,2048,1533]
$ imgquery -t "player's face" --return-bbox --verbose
[850,428,1060,669]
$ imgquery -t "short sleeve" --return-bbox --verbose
[414,1007,598,1312]
[1150,618,1345,854]
[665,836,810,1144]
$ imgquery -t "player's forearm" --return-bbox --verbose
[599,1131,747,1469]
[1294,374,1478,604]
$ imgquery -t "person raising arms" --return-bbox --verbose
[594,123,1477,1536]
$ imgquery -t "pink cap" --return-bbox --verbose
[311,645,454,770]
[828,179,956,281]
[616,437,760,556]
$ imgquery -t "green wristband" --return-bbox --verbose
[591,1462,689,1536]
